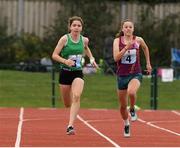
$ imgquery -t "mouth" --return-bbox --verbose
[127,31,132,34]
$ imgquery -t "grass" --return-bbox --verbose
[0,70,179,109]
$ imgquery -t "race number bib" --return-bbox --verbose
[121,49,136,64]
[68,54,82,68]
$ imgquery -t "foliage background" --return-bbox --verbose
[0,0,180,67]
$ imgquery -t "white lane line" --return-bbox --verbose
[77,115,120,148]
[172,110,180,116]
[15,107,24,147]
[138,118,180,136]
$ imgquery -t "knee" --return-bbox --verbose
[62,97,71,108]
[128,90,136,98]
[64,102,71,108]
[72,93,80,103]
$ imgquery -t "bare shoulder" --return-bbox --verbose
[59,34,67,43]
[136,36,145,44]
[136,36,143,41]
[136,36,145,41]
[113,37,119,44]
[83,36,89,43]
[54,34,67,49]
[114,37,119,42]
[82,36,89,47]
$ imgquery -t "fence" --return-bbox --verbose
[0,64,179,109]
[0,0,180,38]
[0,0,61,38]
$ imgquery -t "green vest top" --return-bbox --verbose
[60,34,84,71]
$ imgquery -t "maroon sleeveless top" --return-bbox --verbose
[116,36,142,76]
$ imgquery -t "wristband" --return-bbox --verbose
[90,57,95,64]
[81,57,85,65]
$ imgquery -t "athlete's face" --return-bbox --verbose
[69,20,82,34]
[122,21,134,36]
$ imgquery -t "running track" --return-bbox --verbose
[0,108,180,147]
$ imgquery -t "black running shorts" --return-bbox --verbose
[59,69,83,85]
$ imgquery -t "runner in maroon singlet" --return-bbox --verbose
[113,19,152,137]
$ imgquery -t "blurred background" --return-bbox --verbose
[0,0,179,109]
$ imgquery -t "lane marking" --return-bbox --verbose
[77,115,120,148]
[15,107,24,147]
[138,118,180,136]
[172,110,180,116]
[150,120,180,124]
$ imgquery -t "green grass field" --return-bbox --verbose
[0,70,179,109]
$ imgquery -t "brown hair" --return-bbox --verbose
[68,16,84,32]
[115,19,134,38]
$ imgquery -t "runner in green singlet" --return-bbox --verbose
[52,16,98,135]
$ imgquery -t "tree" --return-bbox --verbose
[136,5,180,67]
[43,0,113,62]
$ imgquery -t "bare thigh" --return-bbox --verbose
[127,79,141,95]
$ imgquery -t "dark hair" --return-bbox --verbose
[68,16,84,32]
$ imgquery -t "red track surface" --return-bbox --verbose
[0,108,180,147]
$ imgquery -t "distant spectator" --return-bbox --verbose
[40,57,52,72]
